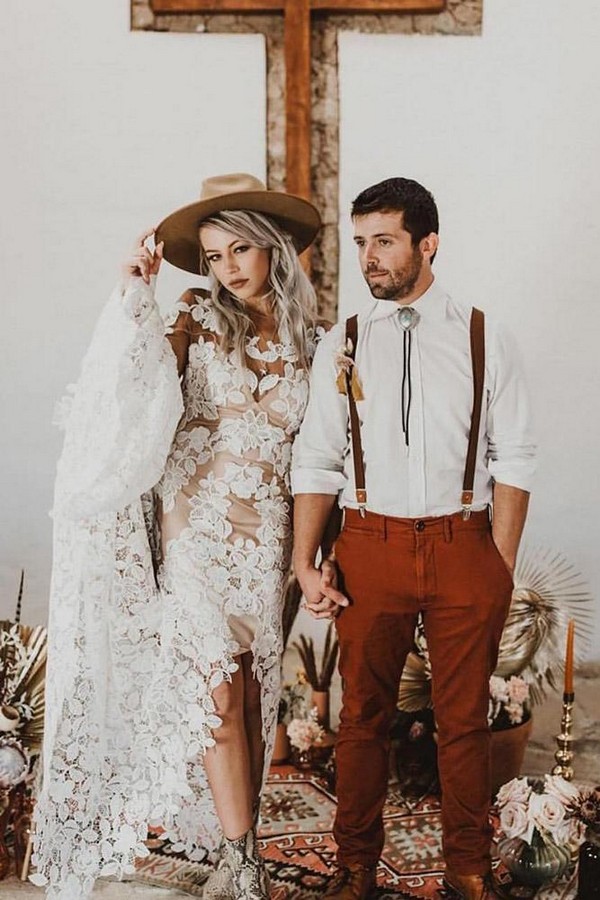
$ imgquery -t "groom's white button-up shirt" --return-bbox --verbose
[291,281,536,517]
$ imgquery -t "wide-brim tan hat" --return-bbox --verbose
[155,173,321,275]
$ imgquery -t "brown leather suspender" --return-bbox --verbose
[344,307,485,520]
[461,307,485,519]
[345,314,367,516]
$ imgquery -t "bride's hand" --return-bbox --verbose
[121,228,164,285]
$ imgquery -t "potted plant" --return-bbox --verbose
[286,707,325,770]
[488,674,532,797]
[0,571,47,880]
[292,622,339,731]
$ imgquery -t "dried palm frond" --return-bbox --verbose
[292,623,339,691]
[398,546,593,711]
[398,651,433,712]
[495,545,593,704]
[0,621,47,755]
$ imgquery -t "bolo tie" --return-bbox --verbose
[398,305,420,446]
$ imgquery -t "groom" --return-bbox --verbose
[291,177,536,900]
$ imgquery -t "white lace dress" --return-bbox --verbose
[32,277,324,899]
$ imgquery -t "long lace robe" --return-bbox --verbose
[32,276,322,899]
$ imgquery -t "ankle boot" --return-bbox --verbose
[224,827,270,900]
[202,849,235,900]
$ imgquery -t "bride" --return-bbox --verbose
[33,174,327,900]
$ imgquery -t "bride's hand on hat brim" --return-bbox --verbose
[121,228,164,285]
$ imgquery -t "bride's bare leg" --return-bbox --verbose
[241,653,265,811]
[203,664,253,840]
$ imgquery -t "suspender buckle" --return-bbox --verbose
[356,489,367,518]
[461,490,473,520]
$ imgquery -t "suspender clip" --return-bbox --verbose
[356,489,367,518]
[461,490,473,521]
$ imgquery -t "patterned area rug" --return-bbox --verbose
[134,765,578,898]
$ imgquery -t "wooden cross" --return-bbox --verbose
[150,0,445,202]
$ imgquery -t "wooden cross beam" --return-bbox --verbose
[150,0,445,201]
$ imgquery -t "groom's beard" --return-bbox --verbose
[364,247,423,301]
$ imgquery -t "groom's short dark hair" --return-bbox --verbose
[352,177,439,252]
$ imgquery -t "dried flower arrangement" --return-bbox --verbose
[0,571,47,880]
[292,622,339,692]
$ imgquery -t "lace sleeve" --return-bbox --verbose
[53,276,183,520]
[163,288,205,377]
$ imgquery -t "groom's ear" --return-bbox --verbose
[420,232,439,262]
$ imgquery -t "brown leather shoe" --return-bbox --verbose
[443,870,498,900]
[324,863,377,899]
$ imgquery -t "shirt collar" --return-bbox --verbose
[364,279,448,324]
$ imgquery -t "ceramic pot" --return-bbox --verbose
[491,716,533,798]
[311,690,330,732]
[272,722,291,764]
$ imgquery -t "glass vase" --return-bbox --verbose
[578,828,600,900]
[498,829,572,887]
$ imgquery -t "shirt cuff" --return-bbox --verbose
[489,460,536,493]
[291,468,347,496]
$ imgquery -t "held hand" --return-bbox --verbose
[296,563,348,620]
[121,228,164,286]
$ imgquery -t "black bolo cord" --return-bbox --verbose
[401,328,413,446]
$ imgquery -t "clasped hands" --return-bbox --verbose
[297,560,349,620]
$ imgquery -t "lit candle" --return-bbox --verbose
[564,620,575,695]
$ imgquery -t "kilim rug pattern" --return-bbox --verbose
[134,766,578,898]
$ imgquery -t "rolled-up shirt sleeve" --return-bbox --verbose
[291,324,349,495]
[486,320,537,492]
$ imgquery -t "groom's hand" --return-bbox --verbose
[296,564,348,620]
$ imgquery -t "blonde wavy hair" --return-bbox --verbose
[198,210,317,368]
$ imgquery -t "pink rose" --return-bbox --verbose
[544,774,580,807]
[507,676,530,705]
[529,792,566,842]
[497,777,532,808]
[499,800,533,843]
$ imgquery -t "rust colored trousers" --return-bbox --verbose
[333,507,513,875]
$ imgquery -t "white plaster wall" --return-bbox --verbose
[2,0,599,665]
[0,1,266,622]
[338,0,600,656]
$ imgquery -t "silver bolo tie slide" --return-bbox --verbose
[398,305,420,447]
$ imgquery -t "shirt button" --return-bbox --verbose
[415,520,425,532]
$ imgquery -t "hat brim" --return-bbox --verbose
[155,190,321,275]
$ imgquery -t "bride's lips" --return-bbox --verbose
[229,278,249,290]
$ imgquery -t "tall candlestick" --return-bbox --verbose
[565,620,575,695]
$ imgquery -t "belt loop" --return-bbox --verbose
[382,516,388,541]
[444,517,452,543]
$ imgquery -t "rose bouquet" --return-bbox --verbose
[495,775,580,886]
[497,774,580,848]
[286,707,324,753]
[488,675,531,731]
